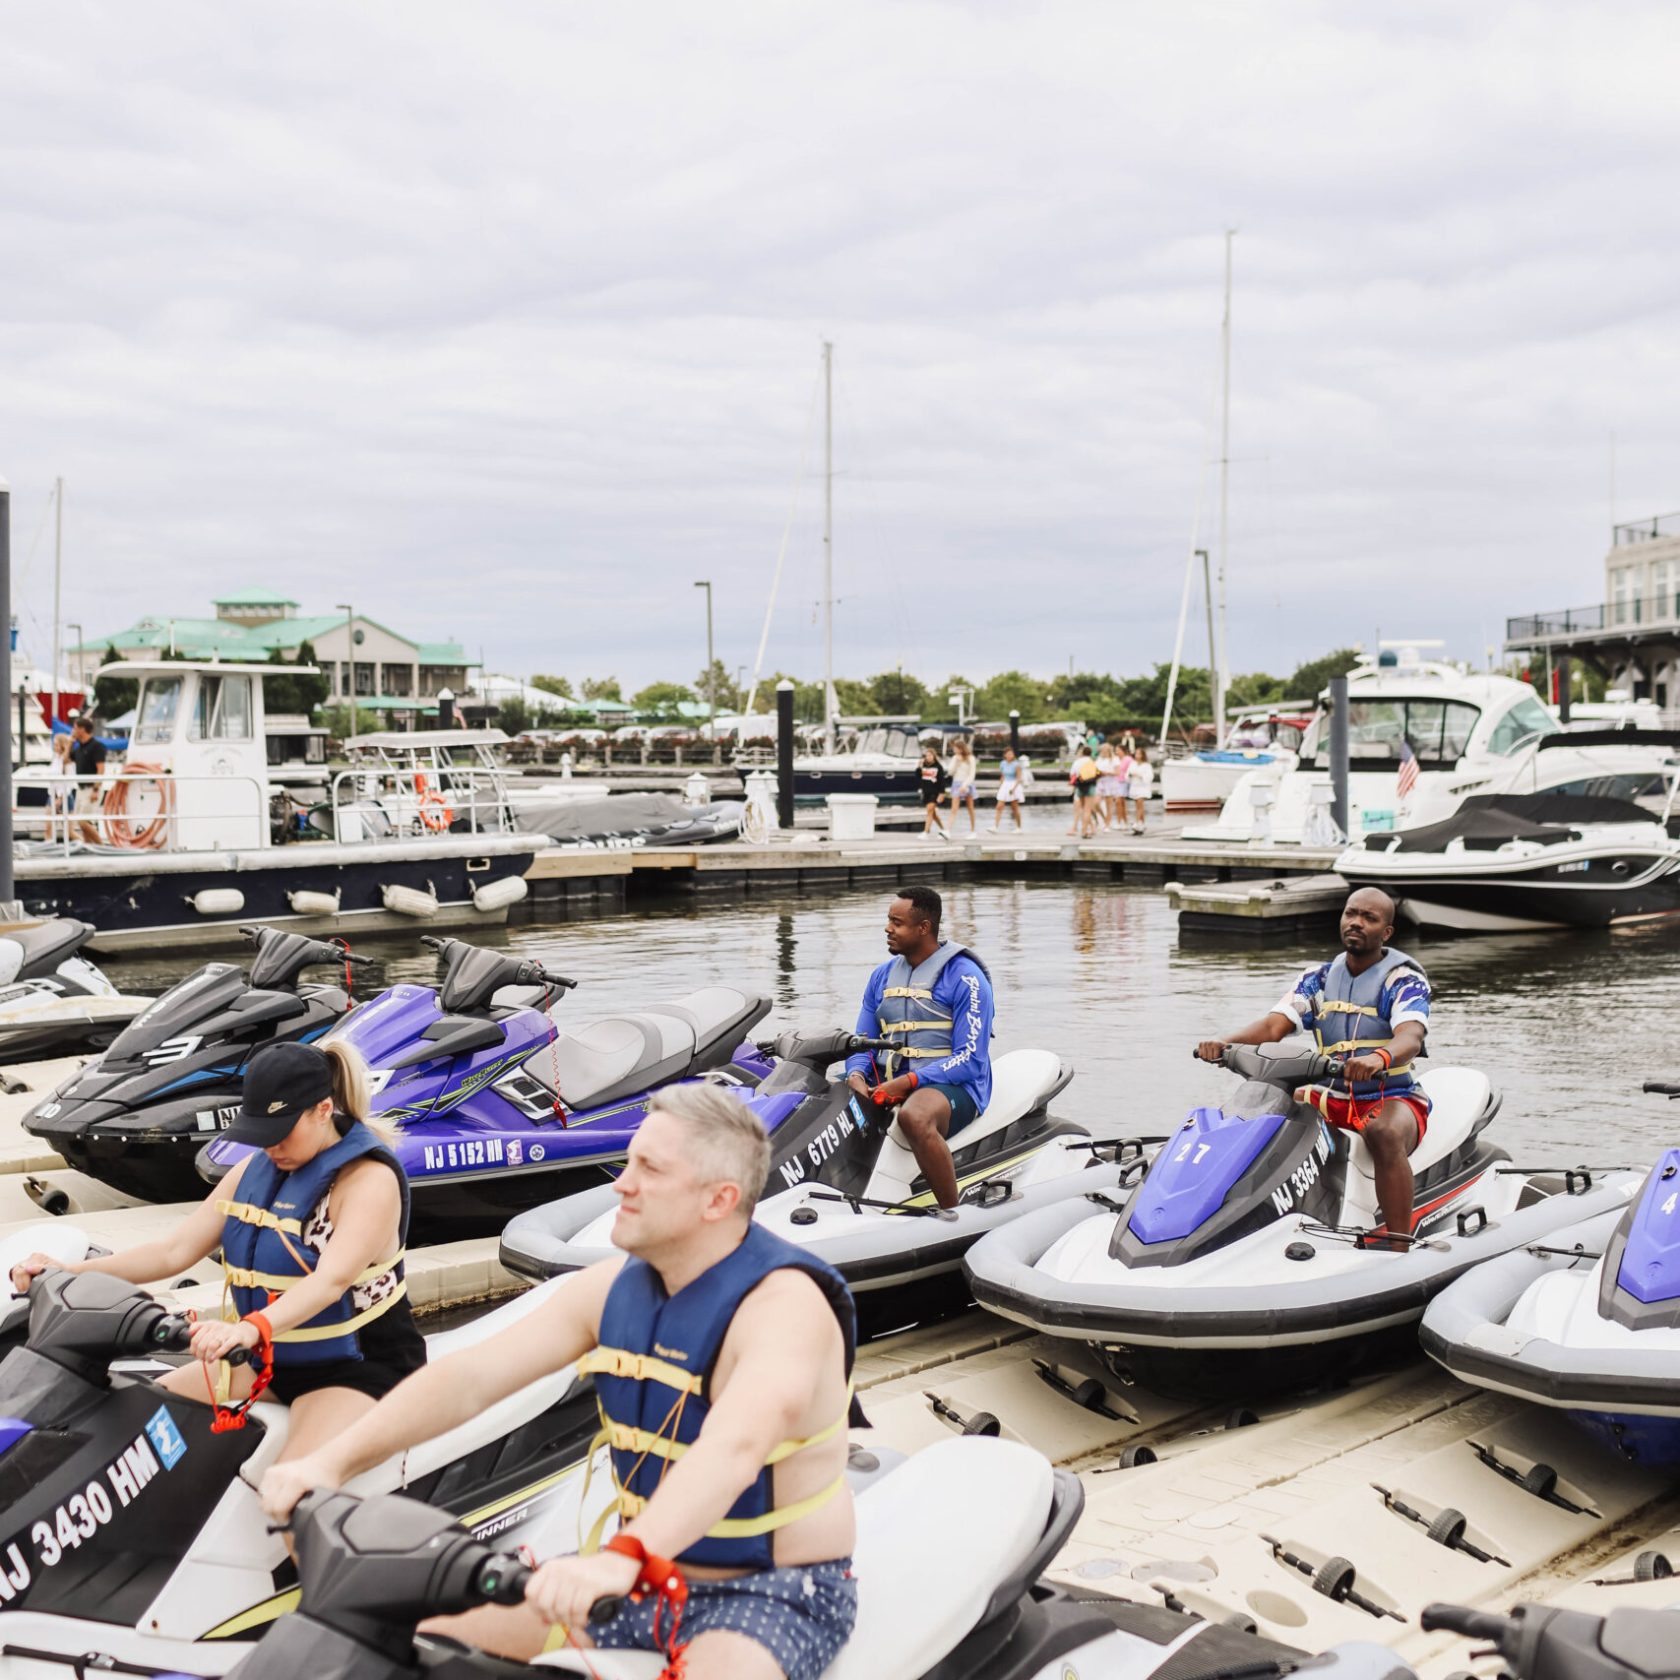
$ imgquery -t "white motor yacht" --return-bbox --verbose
[1183,646,1679,846]
[1160,701,1316,813]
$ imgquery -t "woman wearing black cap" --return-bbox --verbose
[9,1039,425,1462]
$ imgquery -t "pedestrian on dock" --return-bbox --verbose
[948,738,978,833]
[1067,745,1100,837]
[1129,746,1153,835]
[918,743,951,841]
[992,745,1024,830]
[47,730,74,843]
[1094,739,1123,832]
[69,715,108,844]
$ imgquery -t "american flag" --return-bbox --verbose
[1396,739,1419,803]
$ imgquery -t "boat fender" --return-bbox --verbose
[471,875,529,913]
[382,883,440,919]
[288,888,342,916]
[189,888,246,916]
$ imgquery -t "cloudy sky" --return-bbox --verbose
[4,2,1679,696]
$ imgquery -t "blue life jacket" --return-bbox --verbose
[578,1223,856,1569]
[874,941,991,1089]
[1306,948,1429,1102]
[219,1119,410,1366]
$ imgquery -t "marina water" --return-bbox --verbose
[102,882,1680,1164]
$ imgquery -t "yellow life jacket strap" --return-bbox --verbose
[616,1471,847,1540]
[216,1199,303,1237]
[592,1384,853,1467]
[576,1345,704,1397]
[879,986,935,1001]
[886,1046,955,1060]
[878,1018,953,1035]
[222,1248,405,1293]
[269,1280,408,1344]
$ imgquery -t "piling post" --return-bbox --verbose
[1008,709,1020,754]
[1329,673,1350,840]
[1556,655,1572,725]
[775,680,795,831]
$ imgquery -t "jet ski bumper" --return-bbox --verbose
[0,1614,245,1679]
[500,1182,621,1280]
[967,1174,1643,1353]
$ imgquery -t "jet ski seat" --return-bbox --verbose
[0,918,91,982]
[1346,1066,1494,1183]
[532,1436,1058,1680]
[529,987,770,1112]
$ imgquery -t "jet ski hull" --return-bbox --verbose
[969,1169,1642,1397]
[1420,1183,1680,1464]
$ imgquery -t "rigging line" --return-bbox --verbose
[744,358,823,719]
[1160,337,1227,743]
[15,485,53,601]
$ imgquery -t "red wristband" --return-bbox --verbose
[604,1533,686,1604]
[241,1310,273,1346]
[1371,1047,1393,1070]
[907,1072,919,1090]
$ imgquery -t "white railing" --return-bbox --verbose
[327,765,510,842]
[18,772,269,855]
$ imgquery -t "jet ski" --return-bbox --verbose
[0,918,150,1064]
[1420,1093,1674,1464]
[964,1042,1637,1395]
[21,926,356,1204]
[0,1264,604,1647]
[200,935,773,1241]
[0,1436,1413,1680]
[502,1026,1127,1327]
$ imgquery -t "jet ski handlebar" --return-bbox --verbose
[1201,1043,1345,1085]
[1642,1080,1680,1097]
[1421,1600,1680,1680]
[1420,1603,1515,1641]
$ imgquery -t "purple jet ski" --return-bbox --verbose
[199,935,772,1240]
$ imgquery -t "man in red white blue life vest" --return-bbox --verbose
[261,1083,858,1680]
[1194,886,1431,1241]
[845,884,995,1212]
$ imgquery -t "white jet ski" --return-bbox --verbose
[500,1040,1140,1326]
[1421,1110,1678,1466]
[965,1042,1640,1395]
[0,919,148,1063]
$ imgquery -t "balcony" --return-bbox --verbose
[1614,511,1680,548]
[1508,590,1680,646]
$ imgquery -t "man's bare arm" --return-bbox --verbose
[263,1259,620,1514]
[1195,1011,1296,1061]
[619,1271,840,1560]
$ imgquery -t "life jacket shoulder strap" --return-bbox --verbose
[217,1198,303,1237]
[577,1344,704,1396]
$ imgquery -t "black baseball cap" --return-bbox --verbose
[225,1042,334,1146]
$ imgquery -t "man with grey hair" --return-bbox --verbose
[261,1084,860,1680]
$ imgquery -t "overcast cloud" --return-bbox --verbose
[4,1,1679,695]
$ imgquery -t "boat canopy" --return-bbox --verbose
[1365,792,1659,854]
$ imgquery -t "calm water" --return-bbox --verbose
[103,883,1680,1161]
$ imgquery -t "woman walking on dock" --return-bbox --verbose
[919,743,952,841]
[948,738,978,833]
[1094,739,1122,831]
[1129,745,1154,835]
[1067,745,1100,837]
[992,746,1024,830]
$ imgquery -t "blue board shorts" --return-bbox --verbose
[922,1081,980,1136]
[591,1557,857,1680]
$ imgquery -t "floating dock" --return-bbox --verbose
[1167,870,1350,940]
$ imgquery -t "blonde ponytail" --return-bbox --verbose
[324,1039,396,1146]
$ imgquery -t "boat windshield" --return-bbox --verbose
[1486,695,1555,756]
[1300,699,1481,769]
[133,676,184,746]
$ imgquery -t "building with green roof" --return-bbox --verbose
[73,591,475,719]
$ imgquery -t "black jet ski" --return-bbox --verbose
[0,1266,599,1647]
[965,1042,1630,1395]
[499,1026,1101,1329]
[21,925,355,1204]
[0,919,154,1063]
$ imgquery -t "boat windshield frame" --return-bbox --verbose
[1298,697,1483,771]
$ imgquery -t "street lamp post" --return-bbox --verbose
[336,603,356,705]
[67,623,83,711]
[693,580,714,740]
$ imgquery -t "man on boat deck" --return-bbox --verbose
[1194,886,1431,1242]
[846,884,994,1213]
[261,1082,858,1680]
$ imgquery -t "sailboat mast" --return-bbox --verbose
[51,476,63,744]
[822,339,836,753]
[1216,231,1233,741]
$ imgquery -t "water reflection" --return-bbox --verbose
[102,882,1680,1161]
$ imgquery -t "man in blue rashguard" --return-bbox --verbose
[845,885,994,1214]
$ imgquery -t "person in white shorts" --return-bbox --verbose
[1128,746,1154,834]
[992,746,1024,830]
